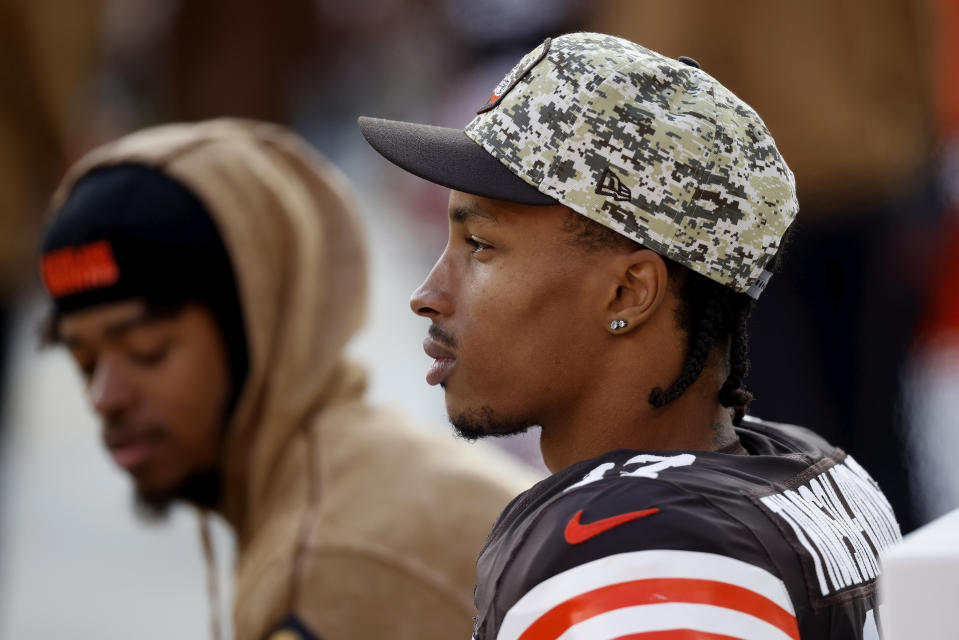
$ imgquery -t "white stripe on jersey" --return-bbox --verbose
[553,602,798,640]
[497,549,796,640]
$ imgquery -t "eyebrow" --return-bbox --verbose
[60,310,159,348]
[449,204,497,225]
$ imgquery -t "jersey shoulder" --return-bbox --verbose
[501,449,788,584]
[738,414,836,456]
[476,440,902,640]
[479,451,801,640]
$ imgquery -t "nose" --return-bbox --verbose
[88,357,135,418]
[410,253,454,319]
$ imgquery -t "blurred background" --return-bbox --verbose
[0,0,957,637]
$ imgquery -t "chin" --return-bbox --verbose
[448,405,534,441]
[133,485,178,521]
[131,467,221,521]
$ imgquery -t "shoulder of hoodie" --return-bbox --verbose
[290,545,479,639]
[312,400,540,504]
[297,400,539,568]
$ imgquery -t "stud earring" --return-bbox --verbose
[609,319,628,330]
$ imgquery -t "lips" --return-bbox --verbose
[103,428,158,472]
[423,335,456,386]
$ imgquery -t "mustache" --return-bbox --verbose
[428,323,458,350]
[101,418,162,442]
[103,418,149,433]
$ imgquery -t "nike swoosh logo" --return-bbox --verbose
[564,507,660,544]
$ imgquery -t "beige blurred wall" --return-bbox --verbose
[0,0,104,295]
[586,0,937,215]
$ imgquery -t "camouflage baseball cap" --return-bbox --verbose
[359,32,798,298]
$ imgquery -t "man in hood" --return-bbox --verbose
[360,33,902,639]
[39,119,535,640]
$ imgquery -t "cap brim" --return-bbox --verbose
[358,116,556,206]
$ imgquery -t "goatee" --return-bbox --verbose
[132,468,221,522]
[449,406,534,441]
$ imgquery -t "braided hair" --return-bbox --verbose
[648,262,754,424]
[563,210,785,424]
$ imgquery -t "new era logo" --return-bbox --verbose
[596,168,631,201]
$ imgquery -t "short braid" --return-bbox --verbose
[718,297,754,424]
[648,285,724,407]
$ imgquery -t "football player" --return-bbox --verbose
[360,32,901,639]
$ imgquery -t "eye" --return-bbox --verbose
[466,235,492,254]
[128,343,170,367]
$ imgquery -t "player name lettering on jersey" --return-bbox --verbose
[759,455,901,598]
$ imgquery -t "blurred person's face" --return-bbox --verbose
[57,299,230,515]
[410,191,611,439]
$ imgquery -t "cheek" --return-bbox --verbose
[460,267,537,351]
[149,344,230,455]
[460,265,590,382]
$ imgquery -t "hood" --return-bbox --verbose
[50,119,369,539]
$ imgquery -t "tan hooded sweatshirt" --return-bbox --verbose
[51,119,538,640]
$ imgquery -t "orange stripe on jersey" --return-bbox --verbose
[41,240,120,297]
[612,630,744,640]
[517,578,799,640]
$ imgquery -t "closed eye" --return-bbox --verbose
[128,343,170,367]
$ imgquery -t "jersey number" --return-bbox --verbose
[567,453,696,491]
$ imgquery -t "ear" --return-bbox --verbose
[605,249,670,334]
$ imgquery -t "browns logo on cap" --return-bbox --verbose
[41,240,120,298]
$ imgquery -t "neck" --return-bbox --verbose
[538,354,738,473]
